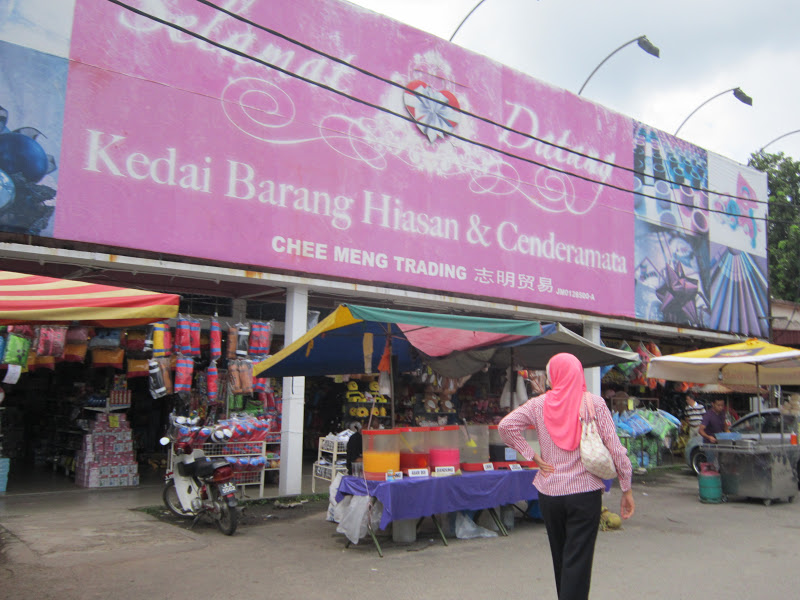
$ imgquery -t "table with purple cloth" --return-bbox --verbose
[336,469,540,531]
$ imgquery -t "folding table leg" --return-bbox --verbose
[488,507,509,536]
[366,521,383,557]
[429,514,448,546]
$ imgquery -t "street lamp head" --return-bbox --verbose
[733,87,753,106]
[636,36,660,58]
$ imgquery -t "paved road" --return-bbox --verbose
[2,468,799,600]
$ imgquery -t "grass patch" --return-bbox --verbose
[246,493,328,506]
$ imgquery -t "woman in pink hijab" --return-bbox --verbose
[499,353,634,600]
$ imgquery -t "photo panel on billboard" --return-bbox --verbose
[0,40,68,236]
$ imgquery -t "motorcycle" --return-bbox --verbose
[160,416,239,535]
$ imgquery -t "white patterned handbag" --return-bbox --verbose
[579,393,618,480]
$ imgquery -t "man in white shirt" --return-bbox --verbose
[683,393,706,438]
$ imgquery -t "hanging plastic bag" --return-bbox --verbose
[34,325,67,357]
[151,322,170,357]
[125,329,147,352]
[499,367,513,409]
[207,361,219,401]
[159,357,173,395]
[66,326,89,344]
[89,328,122,349]
[8,324,35,339]
[513,371,528,410]
[174,356,194,393]
[236,323,250,357]
[209,318,222,360]
[188,319,201,357]
[238,360,254,394]
[148,359,167,399]
[127,358,150,378]
[248,321,271,357]
[378,370,392,397]
[63,343,88,363]
[174,316,191,355]
[92,348,124,369]
[3,333,31,366]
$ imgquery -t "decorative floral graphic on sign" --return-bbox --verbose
[403,80,460,143]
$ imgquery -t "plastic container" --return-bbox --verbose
[489,425,517,462]
[362,429,400,480]
[397,427,430,473]
[459,424,489,465]
[428,425,461,470]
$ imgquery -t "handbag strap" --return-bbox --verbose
[581,392,597,423]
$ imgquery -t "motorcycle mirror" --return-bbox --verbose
[159,436,171,446]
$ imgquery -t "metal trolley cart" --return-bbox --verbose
[703,440,800,505]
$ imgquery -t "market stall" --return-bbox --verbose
[0,270,181,493]
[648,338,800,504]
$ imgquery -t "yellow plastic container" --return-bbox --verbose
[363,429,400,480]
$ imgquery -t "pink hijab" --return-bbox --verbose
[543,353,586,451]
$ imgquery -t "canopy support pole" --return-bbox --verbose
[583,323,602,395]
[279,286,308,496]
[756,363,762,443]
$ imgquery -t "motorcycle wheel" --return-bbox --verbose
[214,487,238,536]
[163,479,193,519]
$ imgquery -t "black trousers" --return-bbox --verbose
[538,489,602,600]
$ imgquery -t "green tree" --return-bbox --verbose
[748,152,800,302]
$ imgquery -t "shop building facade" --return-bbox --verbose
[0,0,769,494]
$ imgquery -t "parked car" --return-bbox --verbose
[685,409,799,476]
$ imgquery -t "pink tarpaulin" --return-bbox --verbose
[398,324,527,358]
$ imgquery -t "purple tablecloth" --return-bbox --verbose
[336,470,540,530]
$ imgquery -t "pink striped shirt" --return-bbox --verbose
[499,393,633,496]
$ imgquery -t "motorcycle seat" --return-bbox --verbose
[178,457,216,478]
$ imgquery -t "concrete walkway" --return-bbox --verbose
[2,467,800,600]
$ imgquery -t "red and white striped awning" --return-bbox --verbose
[0,270,180,327]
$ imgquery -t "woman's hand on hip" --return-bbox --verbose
[533,453,554,474]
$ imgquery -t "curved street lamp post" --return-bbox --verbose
[674,87,753,137]
[449,0,490,42]
[578,35,660,96]
[758,129,800,154]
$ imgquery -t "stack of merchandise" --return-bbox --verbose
[614,408,680,468]
[75,413,139,488]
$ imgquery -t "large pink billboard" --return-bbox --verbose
[53,0,636,317]
[0,0,762,335]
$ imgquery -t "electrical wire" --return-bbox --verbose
[104,0,788,227]
[191,0,769,207]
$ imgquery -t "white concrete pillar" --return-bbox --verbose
[583,322,601,396]
[279,286,308,496]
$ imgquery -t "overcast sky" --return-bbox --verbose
[347,0,800,166]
